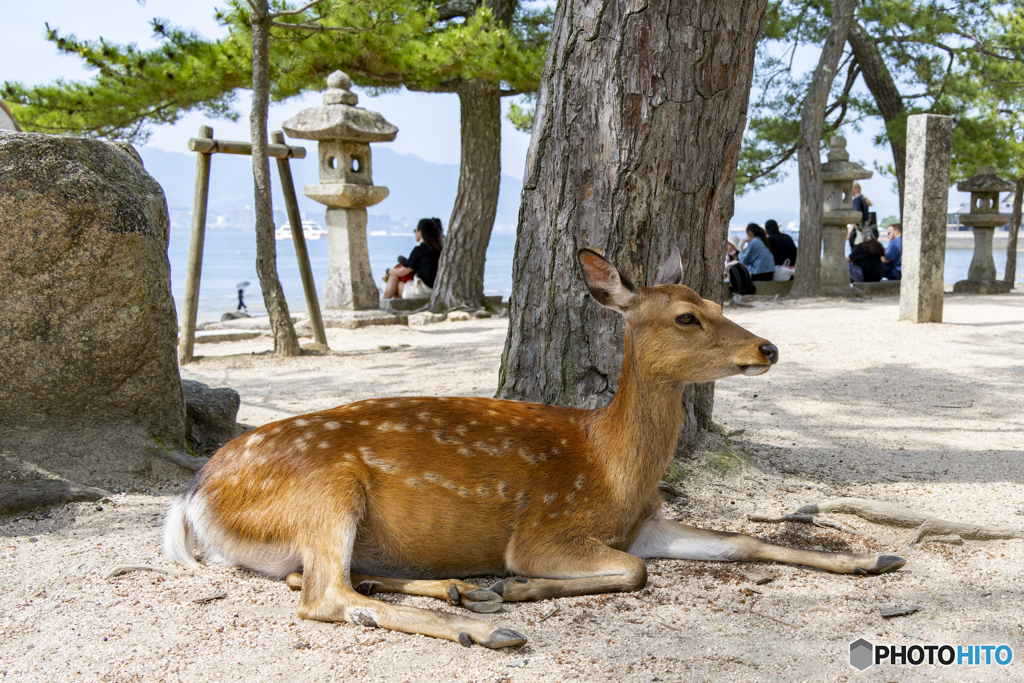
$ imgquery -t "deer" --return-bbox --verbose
[163,248,906,649]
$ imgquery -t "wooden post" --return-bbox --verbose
[179,125,213,365]
[272,130,328,347]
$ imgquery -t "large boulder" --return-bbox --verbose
[182,379,243,456]
[0,131,188,487]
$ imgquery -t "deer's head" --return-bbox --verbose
[578,248,778,383]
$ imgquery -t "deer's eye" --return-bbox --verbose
[675,313,697,326]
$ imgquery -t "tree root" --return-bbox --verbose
[793,498,1024,545]
[747,513,862,535]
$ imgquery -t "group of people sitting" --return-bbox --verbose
[725,219,798,294]
[847,222,902,283]
[382,217,444,300]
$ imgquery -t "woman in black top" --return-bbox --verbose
[383,218,443,299]
[847,238,885,282]
[764,219,797,266]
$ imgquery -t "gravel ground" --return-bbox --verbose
[2,291,1023,682]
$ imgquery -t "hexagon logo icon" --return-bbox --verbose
[850,638,874,670]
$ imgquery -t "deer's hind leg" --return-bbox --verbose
[629,515,905,575]
[291,515,524,648]
[287,573,504,614]
[489,536,648,602]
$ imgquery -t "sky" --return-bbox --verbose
[2,0,917,231]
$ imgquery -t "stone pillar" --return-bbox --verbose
[899,115,952,323]
[953,166,1014,294]
[324,208,377,309]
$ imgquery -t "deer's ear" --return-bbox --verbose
[578,248,636,312]
[652,246,684,286]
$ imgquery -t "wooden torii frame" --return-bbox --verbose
[179,125,328,364]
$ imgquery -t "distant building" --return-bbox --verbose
[230,205,254,230]
[367,213,391,235]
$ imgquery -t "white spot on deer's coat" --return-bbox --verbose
[457,447,472,457]
[294,418,309,427]
[498,482,510,499]
[476,485,490,497]
[519,449,538,465]
[294,437,308,449]
[318,442,330,449]
[270,426,283,435]
[575,475,586,489]
[248,433,265,447]
[324,421,341,430]
[406,477,420,487]
[543,493,556,504]
[359,420,371,426]
[377,421,407,432]
[386,402,400,409]
[457,487,471,498]
[560,439,568,446]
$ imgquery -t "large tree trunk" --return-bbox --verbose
[789,0,857,298]
[429,81,502,311]
[429,0,517,311]
[250,1,300,356]
[1006,178,1022,288]
[497,0,766,444]
[848,20,906,217]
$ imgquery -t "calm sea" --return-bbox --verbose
[167,229,1021,323]
[168,229,517,323]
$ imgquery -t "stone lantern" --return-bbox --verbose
[953,166,1014,294]
[282,70,397,310]
[820,135,873,292]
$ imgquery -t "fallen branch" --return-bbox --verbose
[104,564,192,580]
[747,513,862,535]
[794,498,1023,544]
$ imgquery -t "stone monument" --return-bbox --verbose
[0,131,191,489]
[283,71,397,313]
[899,114,952,323]
[821,136,873,294]
[953,166,1014,294]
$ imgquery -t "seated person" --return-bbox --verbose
[765,219,797,266]
[739,223,776,281]
[383,218,443,299]
[881,223,902,280]
[847,238,885,283]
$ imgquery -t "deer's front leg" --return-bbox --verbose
[490,537,648,602]
[629,515,905,575]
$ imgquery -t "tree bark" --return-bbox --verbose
[429,81,502,311]
[497,0,767,444]
[250,1,300,356]
[1006,177,1022,288]
[789,0,857,298]
[848,20,906,217]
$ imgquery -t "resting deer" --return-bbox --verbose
[164,248,905,648]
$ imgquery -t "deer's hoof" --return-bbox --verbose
[479,628,527,649]
[462,587,503,613]
[870,555,907,574]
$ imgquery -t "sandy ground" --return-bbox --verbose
[2,291,1023,682]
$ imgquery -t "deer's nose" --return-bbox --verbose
[759,344,779,364]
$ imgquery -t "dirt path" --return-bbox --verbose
[2,292,1022,682]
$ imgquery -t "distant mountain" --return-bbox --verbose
[135,145,524,231]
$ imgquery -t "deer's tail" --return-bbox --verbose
[162,481,201,570]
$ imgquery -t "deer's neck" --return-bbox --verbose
[590,330,686,510]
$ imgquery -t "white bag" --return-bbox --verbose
[773,259,795,281]
[402,276,433,299]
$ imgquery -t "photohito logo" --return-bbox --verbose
[849,639,1013,671]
